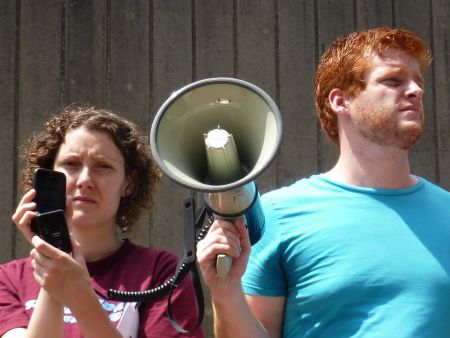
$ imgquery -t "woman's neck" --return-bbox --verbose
[72,227,123,262]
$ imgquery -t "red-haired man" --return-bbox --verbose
[197,27,450,338]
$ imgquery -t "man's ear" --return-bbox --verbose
[329,88,349,116]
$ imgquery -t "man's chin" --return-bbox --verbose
[398,124,423,149]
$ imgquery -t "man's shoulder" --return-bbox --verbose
[262,174,327,200]
[419,177,450,197]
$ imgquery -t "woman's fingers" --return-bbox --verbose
[31,235,60,260]
[29,235,86,305]
[12,189,38,242]
[30,239,60,288]
[15,210,38,242]
[12,190,36,221]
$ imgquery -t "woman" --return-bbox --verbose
[0,106,204,337]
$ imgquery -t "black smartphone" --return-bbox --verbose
[35,209,72,253]
[32,168,66,214]
[31,168,72,252]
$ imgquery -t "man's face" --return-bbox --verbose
[347,48,425,149]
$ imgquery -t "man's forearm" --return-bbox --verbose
[212,287,270,338]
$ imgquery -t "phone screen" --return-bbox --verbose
[33,168,66,213]
[32,168,71,252]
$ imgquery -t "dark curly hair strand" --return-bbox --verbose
[20,105,161,232]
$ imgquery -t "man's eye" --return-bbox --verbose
[384,78,401,86]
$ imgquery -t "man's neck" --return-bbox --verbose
[326,137,417,189]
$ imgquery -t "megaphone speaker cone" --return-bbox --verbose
[150,77,282,193]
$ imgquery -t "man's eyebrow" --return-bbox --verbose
[378,68,425,85]
[378,67,403,76]
[415,73,425,87]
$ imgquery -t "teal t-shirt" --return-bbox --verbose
[242,175,450,337]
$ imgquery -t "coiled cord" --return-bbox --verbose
[101,260,193,302]
[95,203,211,303]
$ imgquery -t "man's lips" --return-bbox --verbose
[398,104,420,112]
[398,104,423,120]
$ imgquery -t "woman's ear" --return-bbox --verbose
[122,171,137,197]
[329,88,349,116]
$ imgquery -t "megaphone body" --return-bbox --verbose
[150,77,282,279]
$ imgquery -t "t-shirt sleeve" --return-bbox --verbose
[0,263,29,335]
[242,193,287,297]
[138,251,204,338]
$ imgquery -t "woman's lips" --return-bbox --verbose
[72,196,96,204]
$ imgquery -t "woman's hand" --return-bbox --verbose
[11,189,38,243]
[30,235,90,308]
[196,217,251,292]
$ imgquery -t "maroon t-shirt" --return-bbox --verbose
[0,240,204,338]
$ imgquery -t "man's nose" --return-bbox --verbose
[405,79,424,100]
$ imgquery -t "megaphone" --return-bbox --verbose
[150,77,282,279]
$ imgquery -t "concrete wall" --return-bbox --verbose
[1,1,449,336]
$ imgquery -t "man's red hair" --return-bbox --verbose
[315,27,431,145]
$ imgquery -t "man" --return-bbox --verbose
[196,27,450,338]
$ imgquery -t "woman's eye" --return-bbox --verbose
[63,161,78,167]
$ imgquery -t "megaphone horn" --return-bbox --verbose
[150,77,283,280]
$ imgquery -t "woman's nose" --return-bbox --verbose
[76,167,93,188]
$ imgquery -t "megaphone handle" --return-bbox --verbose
[216,254,232,280]
[214,215,243,281]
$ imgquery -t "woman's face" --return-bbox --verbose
[53,126,132,231]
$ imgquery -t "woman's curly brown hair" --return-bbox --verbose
[20,105,161,231]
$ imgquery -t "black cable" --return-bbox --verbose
[103,259,194,302]
[101,201,209,302]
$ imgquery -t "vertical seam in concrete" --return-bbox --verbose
[12,0,22,259]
